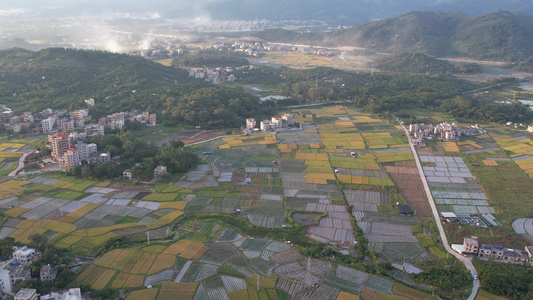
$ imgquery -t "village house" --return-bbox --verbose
[14,288,37,300]
[13,247,35,265]
[463,236,479,254]
[246,118,256,130]
[154,165,168,178]
[123,169,132,179]
[40,265,57,282]
[460,237,533,265]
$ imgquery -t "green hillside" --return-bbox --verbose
[254,10,533,63]
[0,48,264,128]
[372,52,456,74]
[0,47,201,114]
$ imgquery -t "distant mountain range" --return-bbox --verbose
[255,10,533,63]
[2,0,533,25]
[205,0,533,25]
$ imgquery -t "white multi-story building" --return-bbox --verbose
[75,142,97,161]
[72,109,89,120]
[69,132,86,143]
[41,118,54,133]
[59,148,81,171]
[12,247,35,265]
[246,118,256,130]
[259,120,271,131]
[58,119,75,131]
[14,288,36,300]
[271,116,283,129]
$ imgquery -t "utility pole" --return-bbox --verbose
[147,231,150,245]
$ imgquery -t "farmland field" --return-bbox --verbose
[0,106,493,299]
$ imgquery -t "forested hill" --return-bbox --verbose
[255,10,533,63]
[0,48,265,128]
[0,47,204,115]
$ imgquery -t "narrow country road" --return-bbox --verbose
[394,116,479,300]
[8,151,34,177]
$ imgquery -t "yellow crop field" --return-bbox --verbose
[76,265,97,283]
[54,235,83,248]
[48,180,75,189]
[156,201,187,210]
[159,283,197,300]
[220,134,276,149]
[83,232,118,249]
[180,242,208,260]
[148,210,184,229]
[58,203,100,223]
[0,151,23,157]
[295,153,328,161]
[0,143,26,149]
[92,269,117,290]
[4,207,29,217]
[126,288,157,300]
[95,249,123,268]
[124,274,145,288]
[73,223,141,237]
[483,160,498,166]
[110,272,129,289]
[374,151,414,163]
[163,240,193,256]
[93,181,110,187]
[337,292,360,300]
[0,180,27,189]
[81,266,106,285]
[147,254,176,275]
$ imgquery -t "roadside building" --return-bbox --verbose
[463,236,479,254]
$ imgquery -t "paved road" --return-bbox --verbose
[8,150,35,177]
[395,116,479,300]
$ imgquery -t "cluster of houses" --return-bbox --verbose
[244,113,295,133]
[2,101,156,136]
[409,122,485,146]
[4,103,158,171]
[188,68,236,84]
[453,236,533,265]
[47,132,109,171]
[225,41,341,57]
[0,246,83,299]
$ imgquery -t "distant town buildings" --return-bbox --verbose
[188,68,236,84]
[409,122,485,146]
[257,113,295,132]
[85,123,105,137]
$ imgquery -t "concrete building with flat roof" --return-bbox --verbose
[14,288,37,300]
